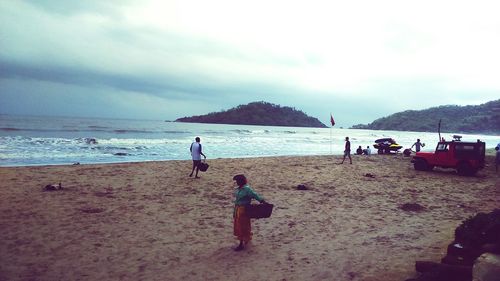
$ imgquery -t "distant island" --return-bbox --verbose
[351,99,500,134]
[176,101,327,128]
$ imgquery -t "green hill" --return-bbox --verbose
[351,99,500,134]
[176,101,327,128]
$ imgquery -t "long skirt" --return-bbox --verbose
[233,205,252,242]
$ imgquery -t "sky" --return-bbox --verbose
[1,0,500,127]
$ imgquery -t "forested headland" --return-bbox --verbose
[351,99,500,134]
[176,101,327,128]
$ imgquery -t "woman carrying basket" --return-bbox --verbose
[232,174,266,251]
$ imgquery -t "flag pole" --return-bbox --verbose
[330,113,335,154]
[330,125,332,154]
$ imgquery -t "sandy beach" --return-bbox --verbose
[1,154,499,281]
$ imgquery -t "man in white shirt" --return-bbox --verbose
[364,146,371,155]
[189,137,206,178]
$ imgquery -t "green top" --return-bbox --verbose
[234,184,264,206]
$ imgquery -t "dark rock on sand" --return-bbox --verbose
[400,203,425,212]
[43,183,63,191]
[296,184,309,190]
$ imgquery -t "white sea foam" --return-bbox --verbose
[0,115,498,166]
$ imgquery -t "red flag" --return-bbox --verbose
[330,114,335,127]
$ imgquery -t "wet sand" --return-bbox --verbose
[0,154,499,281]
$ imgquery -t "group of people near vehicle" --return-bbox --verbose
[355,138,424,156]
[340,136,421,162]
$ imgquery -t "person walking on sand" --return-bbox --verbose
[495,146,500,172]
[189,137,206,178]
[411,139,425,152]
[340,136,352,164]
[232,174,266,251]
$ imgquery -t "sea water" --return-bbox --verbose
[1,114,498,166]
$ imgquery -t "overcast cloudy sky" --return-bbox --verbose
[1,1,499,127]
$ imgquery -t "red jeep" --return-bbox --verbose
[411,139,485,176]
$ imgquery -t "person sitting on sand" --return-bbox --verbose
[340,137,352,164]
[363,146,371,155]
[356,146,363,155]
[189,137,206,178]
[232,174,266,251]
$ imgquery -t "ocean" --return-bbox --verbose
[1,114,499,167]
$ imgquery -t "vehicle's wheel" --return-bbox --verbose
[384,148,390,154]
[377,149,383,154]
[457,162,475,176]
[414,159,429,171]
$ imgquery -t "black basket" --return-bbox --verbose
[198,160,209,172]
[245,203,274,219]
